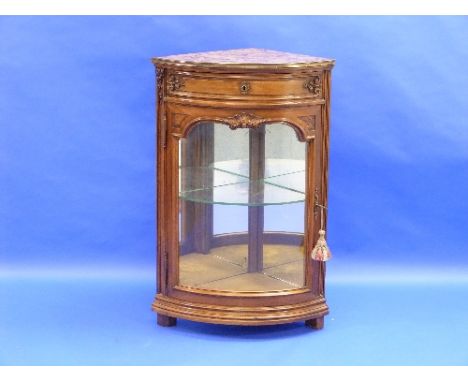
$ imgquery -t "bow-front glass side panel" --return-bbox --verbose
[178,121,307,292]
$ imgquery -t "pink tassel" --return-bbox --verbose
[311,229,332,261]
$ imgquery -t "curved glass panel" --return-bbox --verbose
[178,122,306,292]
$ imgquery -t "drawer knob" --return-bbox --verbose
[239,81,250,95]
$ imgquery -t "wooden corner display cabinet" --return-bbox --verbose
[152,48,335,329]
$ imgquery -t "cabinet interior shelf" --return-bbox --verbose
[179,159,305,206]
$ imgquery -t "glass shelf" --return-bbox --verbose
[179,159,305,206]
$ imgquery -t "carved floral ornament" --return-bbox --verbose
[156,70,186,97]
[169,112,316,142]
[225,112,267,129]
[223,113,316,141]
[304,75,321,96]
[167,74,185,91]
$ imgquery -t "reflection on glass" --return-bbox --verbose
[178,122,306,292]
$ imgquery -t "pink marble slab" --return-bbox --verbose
[155,48,333,66]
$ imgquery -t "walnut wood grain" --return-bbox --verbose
[163,72,324,102]
[153,294,328,326]
[154,48,334,328]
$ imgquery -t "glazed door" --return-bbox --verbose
[176,121,310,293]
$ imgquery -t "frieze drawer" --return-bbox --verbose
[165,72,324,101]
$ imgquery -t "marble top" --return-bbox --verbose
[153,48,334,68]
